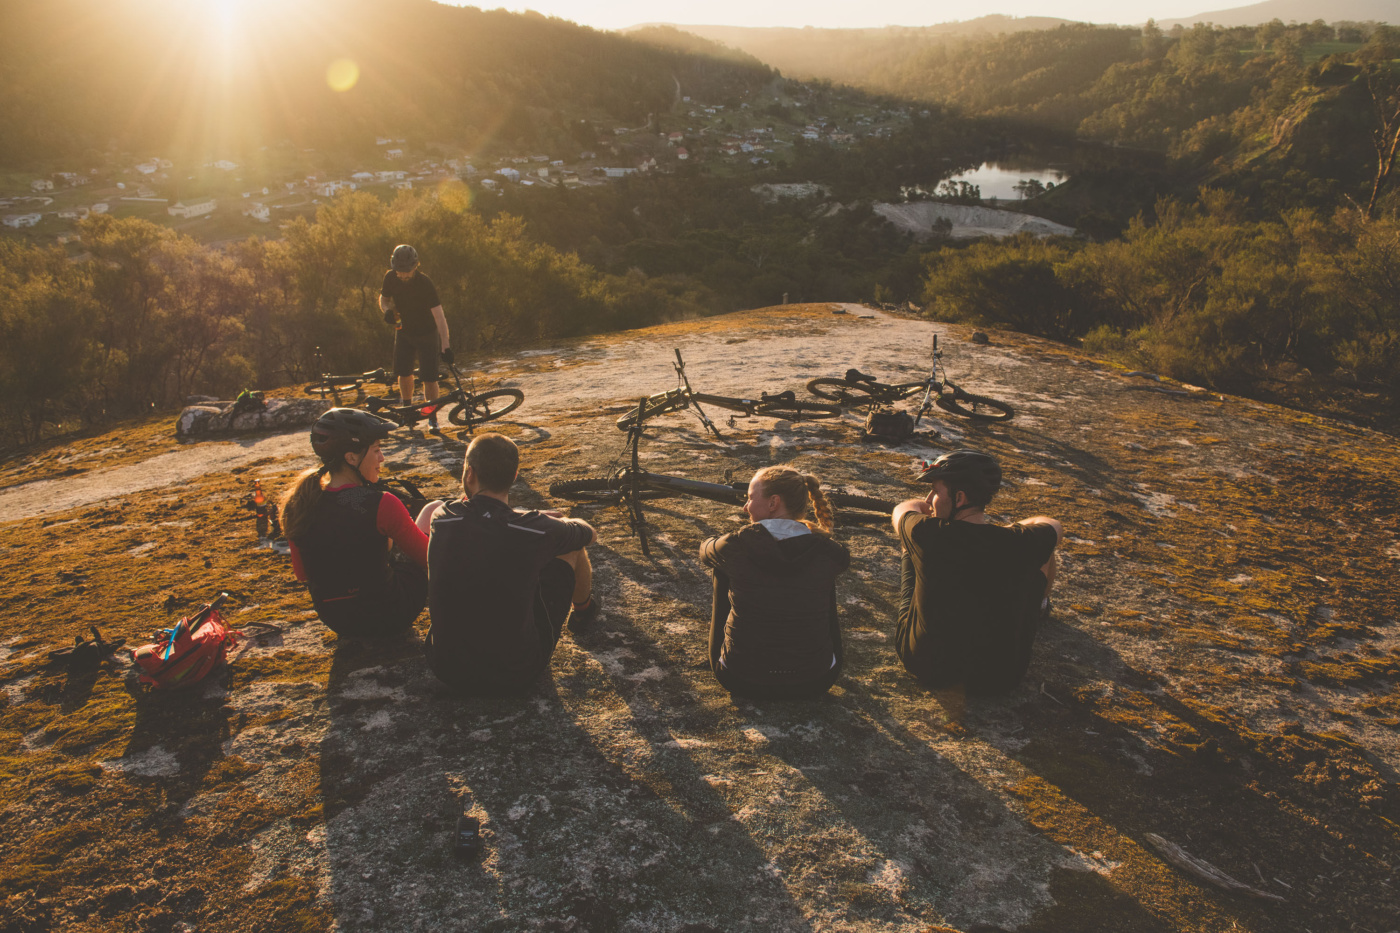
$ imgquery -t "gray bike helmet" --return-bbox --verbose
[310,408,397,464]
[390,244,419,272]
[916,449,1002,512]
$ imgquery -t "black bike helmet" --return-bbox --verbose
[916,449,1002,513]
[390,244,419,272]
[310,408,397,464]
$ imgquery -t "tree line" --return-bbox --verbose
[921,195,1400,397]
[0,188,727,446]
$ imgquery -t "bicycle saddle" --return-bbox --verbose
[364,396,387,411]
[761,390,796,403]
[845,369,877,383]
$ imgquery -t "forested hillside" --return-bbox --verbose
[0,0,773,169]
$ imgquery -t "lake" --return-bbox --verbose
[945,162,1071,202]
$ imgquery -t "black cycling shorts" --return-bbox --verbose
[393,330,441,381]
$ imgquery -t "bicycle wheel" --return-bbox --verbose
[829,493,896,515]
[757,400,843,420]
[548,476,671,502]
[935,390,1014,422]
[617,392,690,429]
[304,380,361,398]
[448,388,525,426]
[806,378,876,405]
[548,477,623,501]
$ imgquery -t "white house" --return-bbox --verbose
[31,179,53,191]
[375,137,392,146]
[317,181,350,196]
[495,167,520,182]
[375,170,406,182]
[2,213,42,228]
[390,180,412,190]
[384,149,404,160]
[480,178,498,189]
[352,172,375,182]
[57,207,89,220]
[676,148,689,161]
[91,203,109,214]
[603,167,637,178]
[167,199,216,219]
[242,202,270,222]
[667,132,684,145]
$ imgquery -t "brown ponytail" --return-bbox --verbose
[279,466,328,540]
[752,466,835,535]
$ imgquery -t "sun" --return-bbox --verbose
[201,0,246,30]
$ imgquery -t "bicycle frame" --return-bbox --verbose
[368,362,473,428]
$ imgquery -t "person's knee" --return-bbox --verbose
[416,499,444,531]
[556,548,585,571]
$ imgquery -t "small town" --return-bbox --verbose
[1,87,916,249]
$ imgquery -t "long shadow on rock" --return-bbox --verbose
[967,617,1394,933]
[314,619,815,932]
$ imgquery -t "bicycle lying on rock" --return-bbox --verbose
[303,348,396,404]
[617,349,841,436]
[552,371,893,557]
[365,361,524,434]
[807,334,1014,423]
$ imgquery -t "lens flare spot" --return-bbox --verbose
[326,59,360,92]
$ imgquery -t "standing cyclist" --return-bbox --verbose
[380,244,452,431]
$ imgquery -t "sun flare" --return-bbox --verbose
[326,59,361,92]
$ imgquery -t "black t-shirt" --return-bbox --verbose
[896,513,1058,691]
[381,270,441,337]
[426,496,592,690]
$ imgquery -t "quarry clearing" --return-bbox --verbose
[0,304,1396,933]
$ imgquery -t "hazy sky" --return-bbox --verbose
[450,0,1226,29]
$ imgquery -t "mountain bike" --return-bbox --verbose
[551,379,891,557]
[617,349,841,436]
[365,361,524,433]
[302,347,395,404]
[806,334,1014,423]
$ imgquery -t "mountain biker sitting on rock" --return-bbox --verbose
[280,408,434,638]
[380,244,452,431]
[890,449,1061,694]
[420,433,600,695]
[700,466,851,700]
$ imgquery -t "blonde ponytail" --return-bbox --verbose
[802,473,835,535]
[752,466,835,535]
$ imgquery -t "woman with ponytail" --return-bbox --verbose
[280,408,436,638]
[699,466,850,699]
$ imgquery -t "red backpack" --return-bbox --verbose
[131,593,277,689]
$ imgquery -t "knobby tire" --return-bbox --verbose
[935,392,1014,422]
[305,381,362,399]
[805,378,875,405]
[829,493,896,515]
[756,401,842,420]
[448,388,525,426]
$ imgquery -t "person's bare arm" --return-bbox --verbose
[1016,515,1063,545]
[431,305,449,350]
[891,490,933,534]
